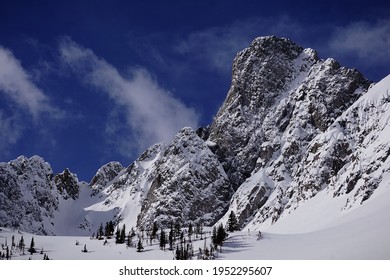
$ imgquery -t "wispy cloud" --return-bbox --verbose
[329,19,390,65]
[0,46,65,157]
[59,37,200,156]
[0,46,53,119]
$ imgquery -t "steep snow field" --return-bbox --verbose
[224,183,390,259]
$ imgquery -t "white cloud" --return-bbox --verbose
[329,19,390,64]
[59,37,200,155]
[0,46,65,157]
[0,46,51,119]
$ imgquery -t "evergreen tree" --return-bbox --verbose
[188,222,193,242]
[120,224,126,244]
[196,221,204,240]
[168,226,174,250]
[19,236,25,250]
[28,237,36,254]
[11,235,15,247]
[174,220,181,237]
[175,245,181,260]
[216,223,228,251]
[151,221,158,241]
[19,236,25,255]
[227,211,239,232]
[212,226,217,248]
[136,239,144,252]
[108,221,115,236]
[159,229,166,250]
[104,222,110,238]
[115,226,121,244]
[98,223,104,239]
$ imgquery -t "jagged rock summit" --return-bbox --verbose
[1,35,389,236]
[207,35,372,227]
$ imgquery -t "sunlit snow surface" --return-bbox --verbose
[1,180,389,260]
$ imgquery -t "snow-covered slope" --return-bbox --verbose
[1,181,389,259]
[84,143,165,230]
[239,74,390,230]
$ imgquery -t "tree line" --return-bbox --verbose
[91,211,240,259]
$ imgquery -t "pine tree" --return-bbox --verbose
[136,239,144,252]
[28,237,36,254]
[188,222,193,242]
[168,226,174,250]
[227,211,239,232]
[104,222,110,238]
[216,223,228,251]
[174,220,181,237]
[98,223,104,240]
[19,236,25,250]
[151,221,158,241]
[119,224,126,244]
[196,221,204,240]
[212,226,217,248]
[175,245,181,260]
[19,236,25,255]
[115,226,121,244]
[159,229,166,250]
[108,221,115,236]
[11,235,15,247]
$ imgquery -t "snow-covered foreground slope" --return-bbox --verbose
[1,179,389,260]
[227,179,390,259]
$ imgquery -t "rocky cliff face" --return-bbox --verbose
[85,128,232,229]
[0,156,58,234]
[216,36,380,228]
[1,36,388,236]
[136,127,232,228]
[54,168,80,200]
[207,36,370,191]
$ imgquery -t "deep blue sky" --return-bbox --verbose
[1,0,389,181]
